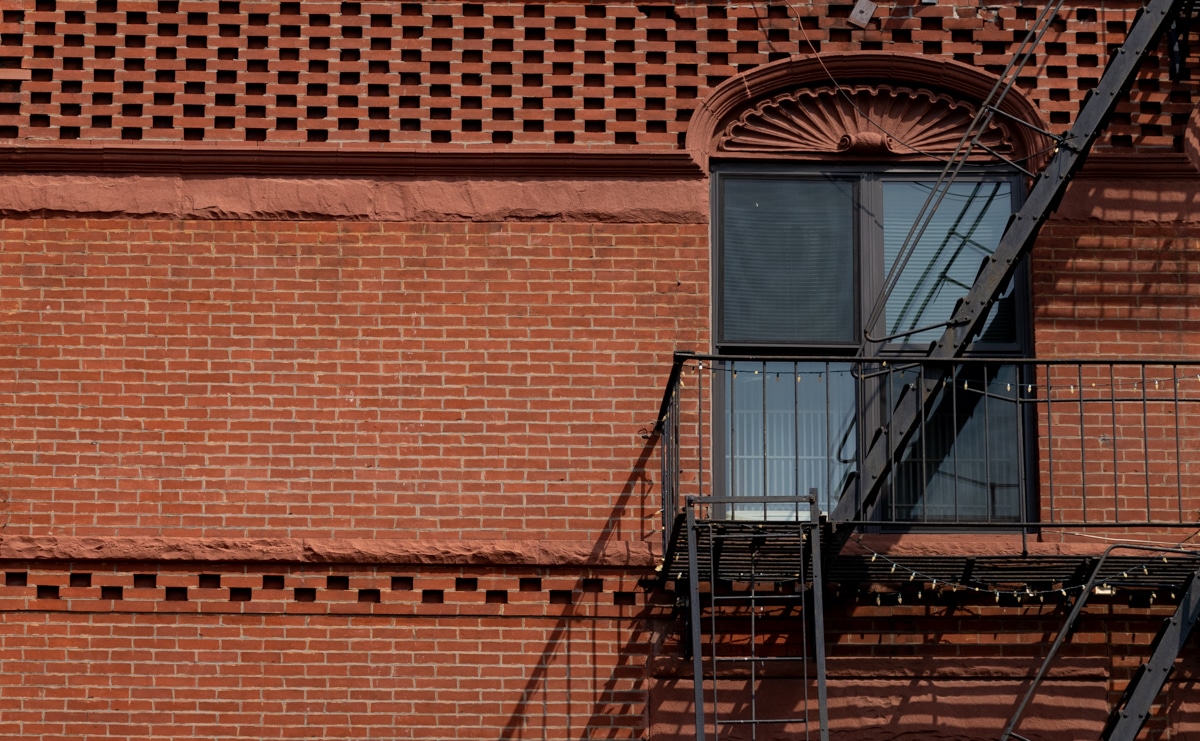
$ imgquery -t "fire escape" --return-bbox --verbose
[654,0,1200,738]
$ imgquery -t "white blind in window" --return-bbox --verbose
[882,180,1014,345]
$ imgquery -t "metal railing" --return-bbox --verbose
[655,352,1200,552]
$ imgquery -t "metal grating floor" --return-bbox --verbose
[662,520,1200,591]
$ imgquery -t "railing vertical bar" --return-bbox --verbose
[707,521,721,740]
[686,504,705,741]
[1174,363,1183,523]
[760,361,768,521]
[890,364,900,522]
[1077,364,1086,524]
[1015,365,1028,523]
[1109,363,1119,522]
[824,361,831,515]
[862,362,869,518]
[801,507,811,739]
[921,362,931,520]
[748,539,758,740]
[673,382,680,541]
[952,363,960,524]
[983,363,993,522]
[1046,362,1055,523]
[1141,364,1150,523]
[809,495,830,741]
[795,362,802,507]
[663,380,677,554]
[730,363,737,506]
[699,361,706,502]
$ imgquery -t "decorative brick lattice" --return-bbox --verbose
[0,565,656,616]
[0,1,1191,152]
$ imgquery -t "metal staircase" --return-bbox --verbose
[1001,547,1200,741]
[830,0,1194,546]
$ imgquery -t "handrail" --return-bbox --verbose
[651,352,1200,543]
[652,350,696,437]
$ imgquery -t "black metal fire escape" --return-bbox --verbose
[824,0,1199,737]
[1001,546,1200,741]
[830,0,1192,539]
[657,0,1198,737]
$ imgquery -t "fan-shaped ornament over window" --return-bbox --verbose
[716,85,1015,160]
[686,54,1049,171]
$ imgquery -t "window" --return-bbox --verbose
[714,165,1029,522]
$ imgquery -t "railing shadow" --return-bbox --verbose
[497,430,662,739]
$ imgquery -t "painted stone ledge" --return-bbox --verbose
[847,532,1197,558]
[0,173,708,223]
[0,535,659,568]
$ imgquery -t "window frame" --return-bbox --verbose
[710,162,1036,525]
[711,162,1031,358]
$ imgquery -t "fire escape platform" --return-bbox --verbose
[662,520,1199,591]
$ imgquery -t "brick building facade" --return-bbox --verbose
[1,0,1200,738]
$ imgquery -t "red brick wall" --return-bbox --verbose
[0,217,708,540]
[0,563,660,740]
[1034,221,1200,358]
[4,560,1198,740]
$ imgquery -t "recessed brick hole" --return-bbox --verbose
[165,587,188,601]
[263,575,285,590]
[36,585,59,599]
[229,587,252,602]
[69,573,92,588]
[421,589,444,604]
[6,572,27,587]
[199,574,221,589]
[581,578,603,593]
[391,576,414,591]
[133,574,156,589]
[294,588,316,602]
[486,590,508,604]
[614,592,637,606]
[455,578,477,591]
[358,589,380,603]
[519,577,541,592]
[101,586,123,600]
[327,575,350,590]
[549,590,573,605]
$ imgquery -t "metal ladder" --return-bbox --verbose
[683,496,830,741]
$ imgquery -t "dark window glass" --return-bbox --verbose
[720,178,855,346]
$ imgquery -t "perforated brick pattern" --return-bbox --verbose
[0,1,1191,152]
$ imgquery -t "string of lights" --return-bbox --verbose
[682,361,1200,400]
[849,537,1198,605]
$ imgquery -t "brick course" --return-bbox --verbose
[0,0,1191,153]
